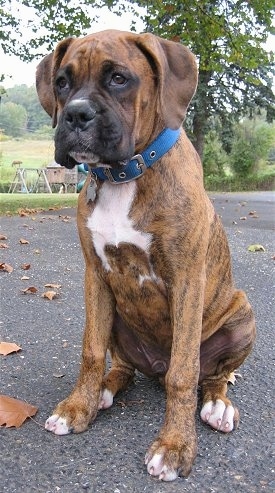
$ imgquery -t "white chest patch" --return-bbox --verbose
[87,181,152,271]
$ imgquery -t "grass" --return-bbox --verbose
[1,138,54,167]
[0,193,78,215]
[0,139,55,184]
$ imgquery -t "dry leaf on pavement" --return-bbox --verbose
[21,286,38,294]
[0,342,21,356]
[42,290,58,300]
[44,283,62,289]
[0,263,13,273]
[0,395,38,428]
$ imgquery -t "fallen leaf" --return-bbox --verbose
[21,263,31,270]
[0,263,13,273]
[42,290,58,300]
[248,244,265,252]
[18,208,40,216]
[0,234,8,240]
[19,238,30,245]
[44,283,62,289]
[0,243,9,249]
[34,249,41,254]
[21,276,30,280]
[0,342,21,356]
[240,216,247,220]
[21,286,38,294]
[248,211,259,218]
[0,395,38,428]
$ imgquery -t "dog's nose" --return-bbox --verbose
[64,99,96,131]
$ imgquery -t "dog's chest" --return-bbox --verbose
[87,181,152,271]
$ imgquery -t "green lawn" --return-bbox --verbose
[0,193,78,215]
[0,139,55,183]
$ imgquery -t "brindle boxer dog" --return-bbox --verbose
[36,29,256,481]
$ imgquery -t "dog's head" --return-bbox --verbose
[36,29,197,169]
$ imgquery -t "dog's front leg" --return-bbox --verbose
[145,270,205,480]
[45,264,115,435]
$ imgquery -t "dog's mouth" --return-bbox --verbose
[68,151,129,170]
[69,151,100,165]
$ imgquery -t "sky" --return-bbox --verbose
[0,6,145,88]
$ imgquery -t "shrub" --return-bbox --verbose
[230,120,275,177]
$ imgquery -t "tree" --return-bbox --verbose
[1,1,274,159]
[0,1,117,59]
[0,102,28,137]
[202,128,227,177]
[137,0,275,157]
[230,117,275,177]
[3,85,51,132]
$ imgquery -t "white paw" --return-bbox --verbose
[45,414,71,435]
[98,389,114,410]
[200,399,235,432]
[145,453,178,481]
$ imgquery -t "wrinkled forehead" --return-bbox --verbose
[60,31,141,72]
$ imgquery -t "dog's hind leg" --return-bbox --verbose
[199,290,256,432]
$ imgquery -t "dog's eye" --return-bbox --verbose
[110,73,127,86]
[56,77,69,92]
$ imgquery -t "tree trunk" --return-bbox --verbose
[192,69,212,160]
[192,112,206,159]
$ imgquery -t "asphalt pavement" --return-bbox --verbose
[0,191,274,493]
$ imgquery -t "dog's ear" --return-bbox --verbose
[136,34,198,129]
[36,38,74,128]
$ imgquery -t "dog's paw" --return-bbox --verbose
[145,452,178,481]
[45,414,71,435]
[200,399,239,432]
[98,389,114,410]
[145,436,197,481]
[44,394,97,434]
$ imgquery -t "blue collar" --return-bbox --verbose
[88,128,181,184]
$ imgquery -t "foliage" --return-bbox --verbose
[1,85,51,133]
[204,170,275,192]
[32,125,55,140]
[202,129,228,177]
[230,118,275,177]
[137,0,275,156]
[0,101,28,137]
[1,0,100,60]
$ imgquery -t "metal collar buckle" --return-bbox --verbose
[102,154,146,184]
[132,154,146,176]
